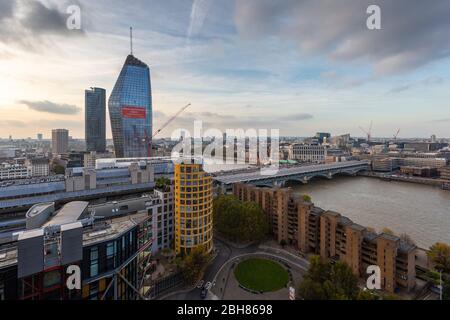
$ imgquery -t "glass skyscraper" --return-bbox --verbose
[108,54,152,158]
[85,87,106,152]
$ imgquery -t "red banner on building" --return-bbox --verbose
[121,106,146,119]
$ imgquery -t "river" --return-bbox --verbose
[291,176,450,249]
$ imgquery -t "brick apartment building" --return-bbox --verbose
[232,183,416,293]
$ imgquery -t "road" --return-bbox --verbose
[162,238,309,300]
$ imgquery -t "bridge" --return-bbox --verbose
[213,160,370,187]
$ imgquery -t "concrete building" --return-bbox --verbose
[174,161,213,255]
[51,129,69,155]
[232,183,417,293]
[0,163,31,180]
[83,151,114,169]
[25,157,49,177]
[289,144,327,163]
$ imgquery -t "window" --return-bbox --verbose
[106,242,116,270]
[90,247,99,277]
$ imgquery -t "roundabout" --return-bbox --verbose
[234,258,289,292]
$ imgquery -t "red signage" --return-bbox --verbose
[122,106,146,119]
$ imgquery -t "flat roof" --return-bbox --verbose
[43,201,89,227]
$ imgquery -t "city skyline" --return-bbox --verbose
[0,0,449,140]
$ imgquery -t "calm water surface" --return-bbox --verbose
[292,176,450,249]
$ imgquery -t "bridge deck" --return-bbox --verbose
[213,160,369,184]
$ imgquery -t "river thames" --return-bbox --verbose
[292,176,450,249]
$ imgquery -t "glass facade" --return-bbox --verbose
[85,87,106,152]
[108,55,152,158]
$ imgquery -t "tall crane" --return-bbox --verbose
[359,121,373,142]
[152,103,191,138]
[393,128,400,141]
[146,103,191,153]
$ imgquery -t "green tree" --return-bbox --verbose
[427,242,450,272]
[298,256,359,300]
[52,164,65,175]
[279,239,287,248]
[179,246,208,284]
[302,195,312,202]
[213,195,269,243]
[155,177,171,189]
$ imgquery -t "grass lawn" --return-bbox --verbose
[234,258,289,292]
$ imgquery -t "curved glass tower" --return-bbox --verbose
[108,54,152,158]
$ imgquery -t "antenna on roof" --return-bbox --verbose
[130,26,133,55]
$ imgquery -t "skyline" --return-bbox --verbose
[0,0,449,139]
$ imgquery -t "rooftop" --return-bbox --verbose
[43,201,89,227]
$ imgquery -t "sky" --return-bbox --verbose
[0,0,449,139]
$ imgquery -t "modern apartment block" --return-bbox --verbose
[51,129,69,155]
[0,189,174,300]
[174,161,213,255]
[232,183,416,293]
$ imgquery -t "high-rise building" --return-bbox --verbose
[51,129,69,155]
[37,133,43,141]
[108,54,152,158]
[85,87,106,152]
[174,160,213,255]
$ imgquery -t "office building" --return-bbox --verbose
[174,161,213,255]
[85,87,106,152]
[108,54,152,158]
[288,144,328,163]
[37,133,43,141]
[232,183,416,293]
[0,193,175,299]
[52,129,69,155]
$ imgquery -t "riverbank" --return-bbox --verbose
[292,175,450,248]
[359,171,449,189]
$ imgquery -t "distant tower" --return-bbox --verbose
[85,87,106,152]
[37,133,43,141]
[431,134,437,143]
[108,28,152,158]
[52,129,69,154]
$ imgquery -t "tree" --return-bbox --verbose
[427,242,450,272]
[52,164,65,175]
[302,195,311,202]
[279,239,287,248]
[213,195,269,243]
[298,256,359,300]
[155,177,171,189]
[179,246,208,284]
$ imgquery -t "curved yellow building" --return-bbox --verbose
[174,161,213,255]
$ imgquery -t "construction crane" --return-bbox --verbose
[152,103,191,138]
[359,121,373,142]
[145,103,191,156]
[393,128,400,141]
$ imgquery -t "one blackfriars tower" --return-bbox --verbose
[108,28,152,158]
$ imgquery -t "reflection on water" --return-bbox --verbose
[291,176,450,249]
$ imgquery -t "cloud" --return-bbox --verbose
[279,113,313,121]
[234,0,450,75]
[0,119,27,127]
[0,0,84,50]
[387,76,445,94]
[19,100,81,114]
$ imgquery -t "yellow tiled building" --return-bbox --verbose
[174,161,213,255]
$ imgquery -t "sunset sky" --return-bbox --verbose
[0,0,449,139]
